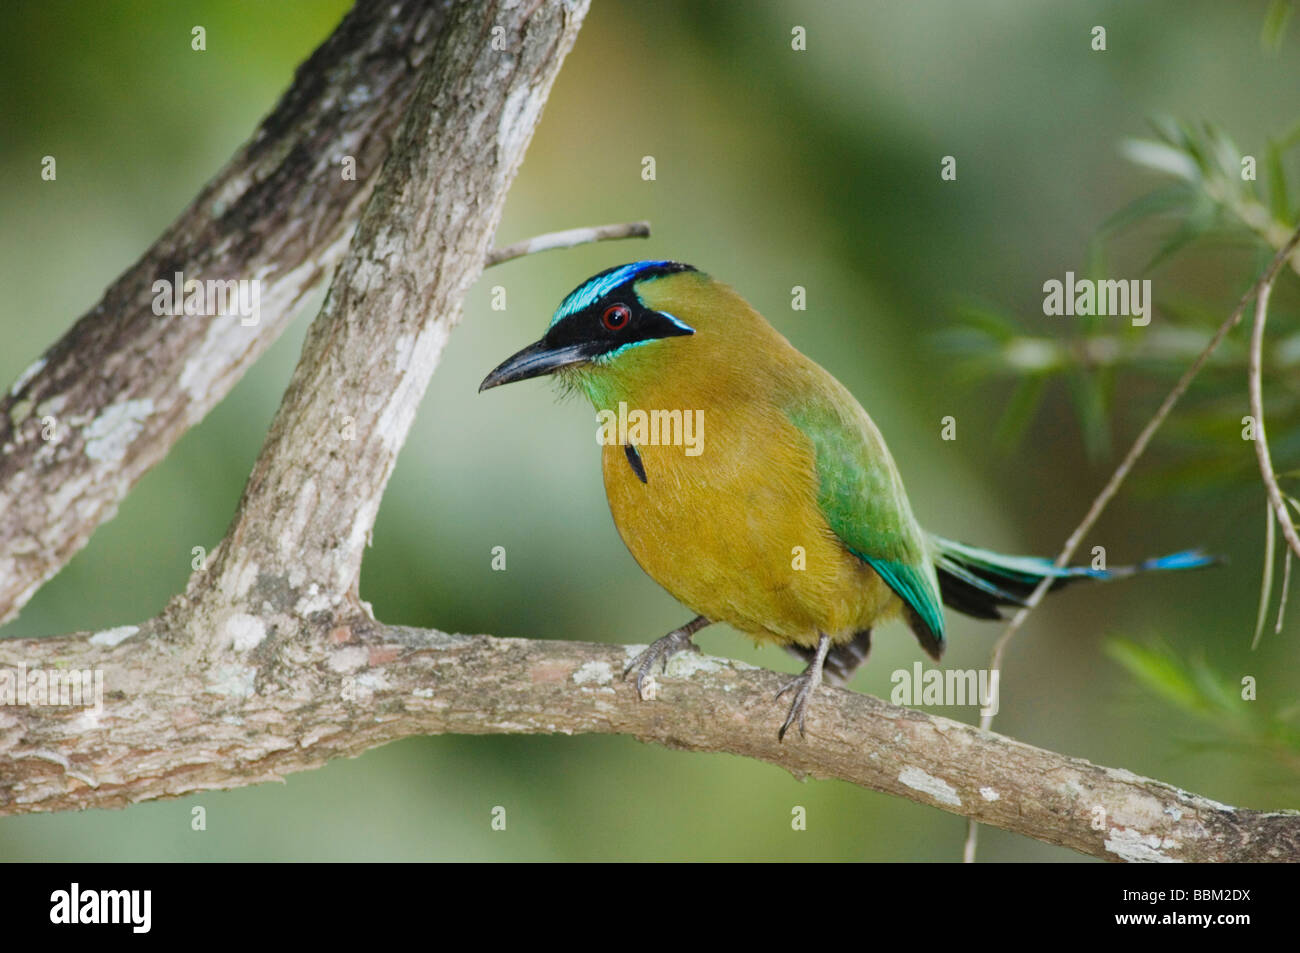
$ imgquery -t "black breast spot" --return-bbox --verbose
[624,444,648,484]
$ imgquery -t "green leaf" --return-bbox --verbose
[951,301,1020,342]
[1000,336,1063,374]
[1066,366,1112,461]
[994,374,1048,448]
[1254,503,1276,650]
[1262,0,1295,53]
[1275,117,1300,152]
[1266,138,1292,225]
[1097,183,1195,240]
[1119,138,1200,182]
[1141,205,1218,273]
[1190,657,1249,720]
[1148,115,1194,153]
[1202,121,1244,185]
[1105,639,1208,715]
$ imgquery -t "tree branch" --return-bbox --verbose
[485,221,651,266]
[186,0,589,636]
[1248,235,1300,562]
[2,618,1296,861]
[0,0,453,625]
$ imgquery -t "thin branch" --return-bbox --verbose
[1255,499,1278,649]
[486,221,651,266]
[964,223,1300,862]
[1,617,1296,861]
[1277,547,1292,635]
[189,0,590,632]
[1248,243,1300,562]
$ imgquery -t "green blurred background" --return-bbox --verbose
[2,0,1296,861]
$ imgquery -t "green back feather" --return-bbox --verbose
[786,393,945,654]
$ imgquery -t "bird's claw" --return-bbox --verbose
[776,671,821,742]
[775,633,831,741]
[624,628,701,699]
[775,675,809,741]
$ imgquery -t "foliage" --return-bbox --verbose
[948,111,1300,772]
[942,117,1300,481]
[1107,637,1300,777]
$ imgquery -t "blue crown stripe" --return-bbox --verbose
[549,260,679,327]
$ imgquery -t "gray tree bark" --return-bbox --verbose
[4,622,1296,863]
[0,0,452,624]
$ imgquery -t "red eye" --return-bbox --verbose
[602,304,631,331]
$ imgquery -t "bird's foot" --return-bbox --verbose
[775,672,822,741]
[776,632,831,741]
[624,615,710,699]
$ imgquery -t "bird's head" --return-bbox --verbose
[478,260,703,401]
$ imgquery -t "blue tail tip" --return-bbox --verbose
[1139,549,1220,572]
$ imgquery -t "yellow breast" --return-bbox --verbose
[598,404,900,649]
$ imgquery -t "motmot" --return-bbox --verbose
[479,261,1211,739]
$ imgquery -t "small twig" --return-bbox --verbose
[1276,547,1292,636]
[485,221,651,267]
[1248,242,1300,563]
[963,223,1300,862]
[1255,500,1278,650]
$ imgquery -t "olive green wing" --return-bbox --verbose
[786,387,945,657]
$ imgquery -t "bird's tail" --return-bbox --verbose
[929,534,1215,620]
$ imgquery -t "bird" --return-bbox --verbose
[479,260,1213,740]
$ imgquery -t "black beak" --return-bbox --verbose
[478,339,597,392]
